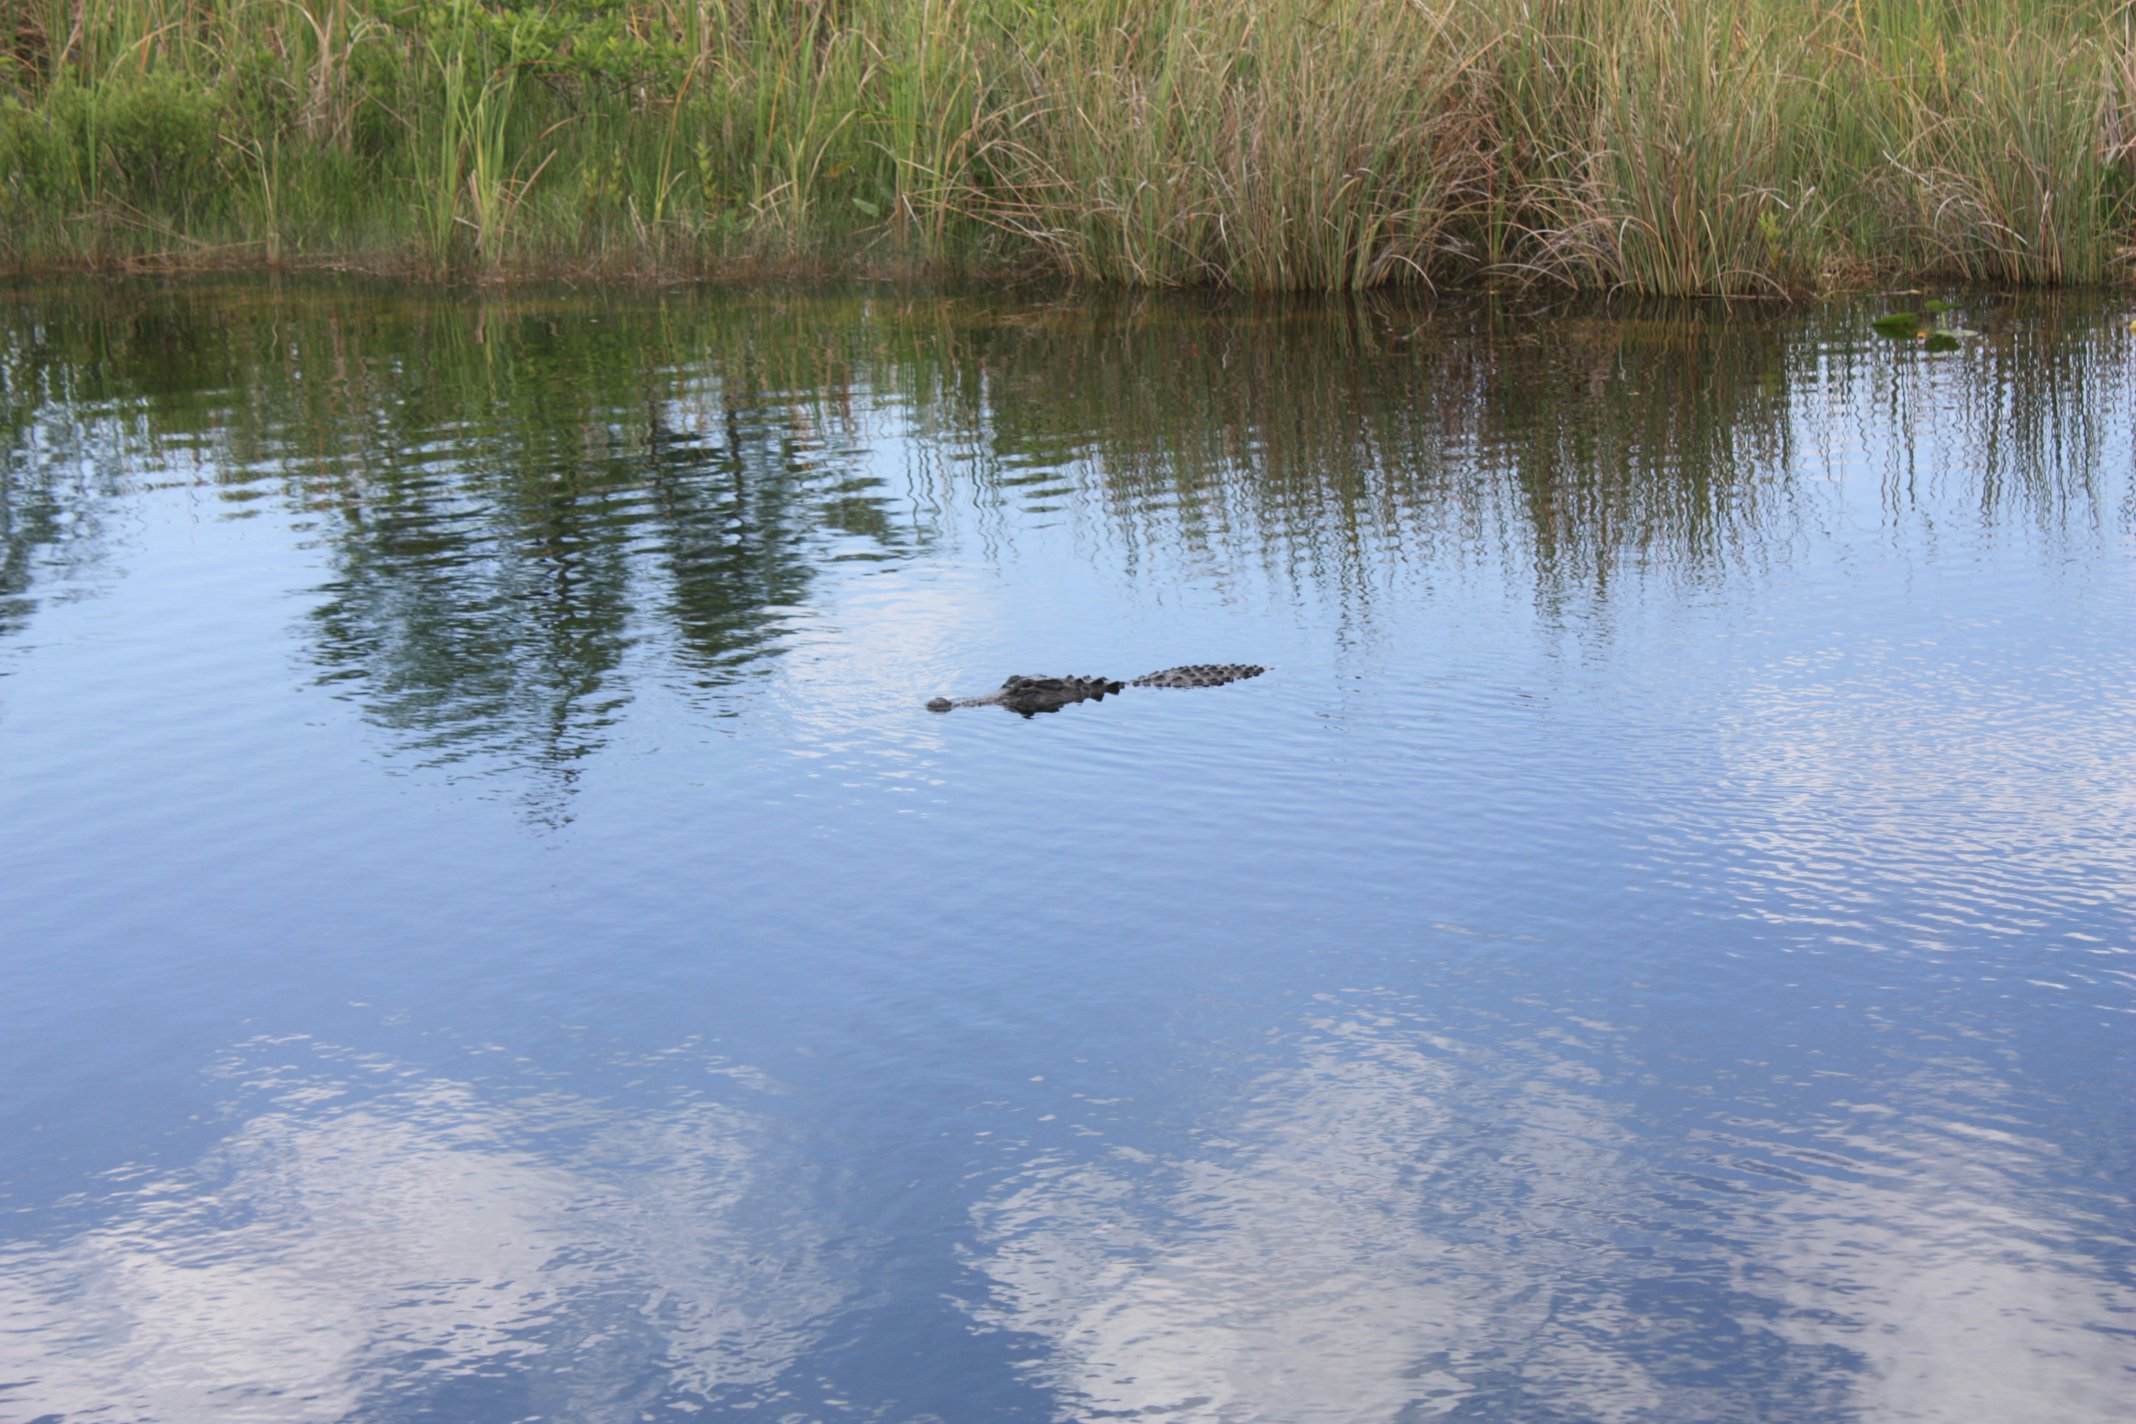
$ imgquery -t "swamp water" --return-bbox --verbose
[0,283,2131,1423]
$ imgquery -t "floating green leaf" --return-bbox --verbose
[1871,312,1921,338]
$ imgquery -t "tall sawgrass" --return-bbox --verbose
[969,0,1495,288]
[0,0,2130,291]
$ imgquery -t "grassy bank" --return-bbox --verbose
[2,0,2132,293]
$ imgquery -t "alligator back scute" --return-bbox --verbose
[998,674,1124,713]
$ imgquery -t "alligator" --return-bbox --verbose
[926,664,1266,715]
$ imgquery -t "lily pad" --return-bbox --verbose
[1871,312,1921,338]
[1921,331,1963,353]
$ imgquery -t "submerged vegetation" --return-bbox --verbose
[0,0,2132,292]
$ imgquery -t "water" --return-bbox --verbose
[1,282,2131,1423]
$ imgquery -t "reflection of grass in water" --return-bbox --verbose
[0,282,926,820]
[0,284,2126,806]
[0,1,2128,291]
[952,292,2126,600]
[925,299,1803,602]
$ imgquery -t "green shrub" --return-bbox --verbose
[37,73,225,210]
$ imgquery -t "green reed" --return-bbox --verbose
[0,0,2128,291]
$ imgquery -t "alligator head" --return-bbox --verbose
[926,674,1125,715]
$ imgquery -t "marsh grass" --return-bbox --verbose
[0,0,2129,291]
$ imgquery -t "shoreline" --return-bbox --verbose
[4,1,2131,297]
[3,255,2123,298]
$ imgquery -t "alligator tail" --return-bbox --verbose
[1127,664,1267,690]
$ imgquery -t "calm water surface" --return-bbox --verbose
[1,283,2131,1423]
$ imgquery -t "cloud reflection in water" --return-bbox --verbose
[968,994,2135,1423]
[970,998,1671,1422]
[1736,1064,2136,1424]
[0,1038,839,1423]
